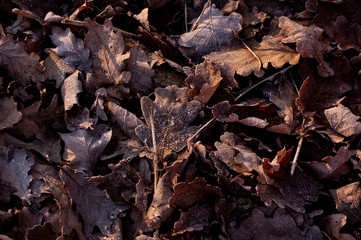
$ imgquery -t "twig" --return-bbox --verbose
[12,8,45,25]
[290,135,303,176]
[149,113,159,192]
[190,0,211,32]
[234,65,295,102]
[187,117,215,143]
[61,18,138,38]
[184,0,188,32]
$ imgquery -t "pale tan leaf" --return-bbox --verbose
[61,70,83,111]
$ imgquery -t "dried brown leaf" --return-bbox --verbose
[51,27,92,73]
[60,166,129,237]
[307,146,351,180]
[169,177,222,209]
[135,85,202,153]
[0,35,44,85]
[0,96,22,130]
[263,147,293,179]
[43,49,75,88]
[126,44,154,96]
[205,35,299,77]
[179,4,242,59]
[59,124,112,175]
[318,214,356,240]
[84,19,128,88]
[324,104,361,137]
[61,70,82,111]
[278,16,333,77]
[330,182,361,226]
[0,146,34,204]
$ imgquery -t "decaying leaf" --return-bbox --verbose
[43,49,75,88]
[0,96,22,130]
[51,27,92,73]
[173,204,213,235]
[263,147,293,179]
[330,182,361,226]
[126,44,155,96]
[0,146,34,204]
[59,124,112,175]
[278,16,333,77]
[145,171,176,230]
[228,208,322,240]
[213,132,261,173]
[0,35,44,85]
[318,214,356,240]
[179,3,242,59]
[205,35,300,77]
[25,222,58,240]
[169,177,222,209]
[324,104,361,137]
[84,18,129,88]
[61,70,83,111]
[307,146,351,180]
[91,88,108,122]
[135,85,202,153]
[60,166,129,237]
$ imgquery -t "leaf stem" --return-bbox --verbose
[290,135,303,176]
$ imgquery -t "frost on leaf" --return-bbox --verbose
[60,166,129,237]
[0,96,22,130]
[307,146,351,180]
[213,132,261,173]
[179,4,242,60]
[43,49,75,88]
[84,19,129,88]
[324,104,361,137]
[169,177,222,209]
[126,44,155,96]
[0,35,44,85]
[205,35,300,77]
[135,85,202,153]
[330,182,361,226]
[51,27,92,74]
[278,16,333,77]
[0,146,34,204]
[61,70,83,111]
[59,124,112,176]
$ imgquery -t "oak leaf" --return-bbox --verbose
[0,35,45,85]
[59,124,112,175]
[324,104,361,137]
[84,19,128,88]
[51,27,92,74]
[179,4,242,59]
[0,96,22,130]
[60,166,129,237]
[0,146,34,204]
[61,70,83,111]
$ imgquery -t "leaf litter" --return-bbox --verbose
[1,0,361,239]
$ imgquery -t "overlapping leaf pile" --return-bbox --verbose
[0,0,361,239]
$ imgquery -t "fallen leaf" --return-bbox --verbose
[43,49,75,88]
[90,88,108,121]
[263,147,293,179]
[145,171,176,230]
[307,146,351,180]
[0,146,34,204]
[186,60,223,103]
[25,222,58,240]
[135,85,202,153]
[61,70,83,111]
[44,176,86,240]
[278,16,333,77]
[60,166,129,237]
[324,104,361,137]
[59,124,112,175]
[51,27,92,74]
[11,0,68,18]
[0,96,22,130]
[64,107,96,131]
[318,214,356,240]
[0,35,44,85]
[169,177,222,209]
[330,182,361,226]
[126,44,155,96]
[173,204,213,235]
[205,36,299,77]
[5,15,30,35]
[213,132,261,173]
[179,4,242,60]
[84,18,128,88]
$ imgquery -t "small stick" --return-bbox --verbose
[149,113,159,191]
[184,0,188,32]
[187,117,215,143]
[190,0,211,31]
[12,8,45,25]
[290,136,303,176]
[234,65,295,102]
[242,41,262,69]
